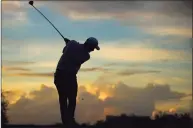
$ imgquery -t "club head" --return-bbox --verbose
[29,1,34,6]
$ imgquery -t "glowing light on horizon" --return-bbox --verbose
[168,108,176,113]
[99,92,108,101]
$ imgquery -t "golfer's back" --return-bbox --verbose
[56,40,90,75]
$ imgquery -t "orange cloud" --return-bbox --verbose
[81,85,111,101]
[99,92,108,101]
[6,82,190,124]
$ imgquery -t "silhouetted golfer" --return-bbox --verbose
[54,37,100,127]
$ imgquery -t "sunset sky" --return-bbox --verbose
[2,1,192,124]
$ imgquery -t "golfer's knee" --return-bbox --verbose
[59,94,67,102]
[69,97,76,105]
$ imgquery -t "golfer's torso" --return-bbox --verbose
[56,40,90,74]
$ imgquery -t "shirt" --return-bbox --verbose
[56,40,90,75]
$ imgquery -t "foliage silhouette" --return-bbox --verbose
[6,112,192,128]
[1,91,9,127]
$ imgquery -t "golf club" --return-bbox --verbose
[29,1,69,42]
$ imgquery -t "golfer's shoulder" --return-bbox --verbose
[69,40,79,45]
[67,40,79,49]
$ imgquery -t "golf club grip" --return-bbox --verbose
[32,5,65,40]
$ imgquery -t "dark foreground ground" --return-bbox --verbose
[4,113,193,128]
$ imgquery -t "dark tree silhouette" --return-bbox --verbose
[1,91,9,127]
[6,113,192,128]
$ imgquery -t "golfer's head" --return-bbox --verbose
[84,37,100,52]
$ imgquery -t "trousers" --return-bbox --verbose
[54,70,78,126]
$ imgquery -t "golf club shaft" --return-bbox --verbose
[31,5,65,40]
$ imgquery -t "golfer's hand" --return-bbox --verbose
[64,38,70,45]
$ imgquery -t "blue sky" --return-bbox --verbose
[3,6,156,41]
[2,1,192,124]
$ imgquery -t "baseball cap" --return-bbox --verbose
[85,37,100,50]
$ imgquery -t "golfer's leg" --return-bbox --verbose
[68,95,77,120]
[58,90,68,125]
[54,72,69,127]
[68,77,78,121]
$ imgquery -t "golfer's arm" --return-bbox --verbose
[64,38,70,45]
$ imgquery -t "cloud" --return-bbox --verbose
[155,97,192,114]
[7,85,60,124]
[3,38,192,71]
[49,1,192,20]
[7,72,54,78]
[47,1,192,37]
[92,43,192,62]
[90,69,161,88]
[2,39,63,69]
[29,61,57,68]
[103,63,118,67]
[76,86,105,123]
[117,70,161,76]
[3,60,35,66]
[2,1,28,27]
[2,1,45,27]
[2,61,54,78]
[2,66,31,72]
[2,1,24,12]
[145,27,192,38]
[8,85,105,124]
[3,90,25,104]
[91,72,118,88]
[15,39,63,59]
[2,66,110,78]
[2,61,111,78]
[80,67,110,72]
[7,82,189,124]
[103,82,190,117]
[103,62,156,68]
